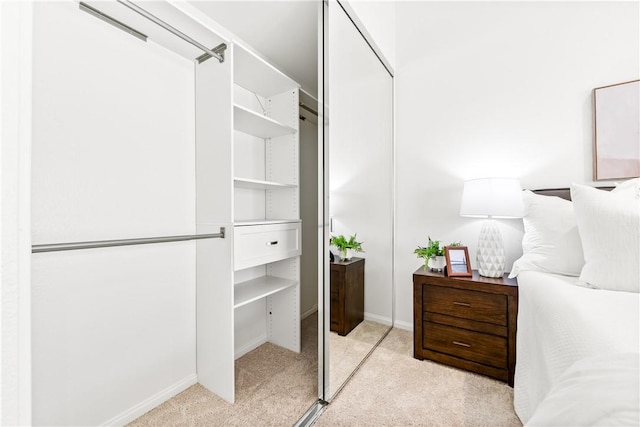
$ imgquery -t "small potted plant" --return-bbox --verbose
[330,234,364,261]
[414,237,461,271]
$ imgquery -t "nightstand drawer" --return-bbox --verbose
[424,286,507,326]
[423,322,507,369]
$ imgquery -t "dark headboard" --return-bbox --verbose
[532,187,615,201]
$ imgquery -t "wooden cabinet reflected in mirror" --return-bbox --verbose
[330,258,365,336]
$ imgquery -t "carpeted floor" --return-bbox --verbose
[127,313,318,426]
[129,318,521,426]
[316,328,522,427]
[329,320,390,396]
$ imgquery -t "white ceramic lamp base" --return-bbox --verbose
[476,219,505,278]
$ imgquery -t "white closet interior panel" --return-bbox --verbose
[299,113,319,319]
[31,2,200,425]
[31,1,196,243]
[31,244,196,426]
[233,129,266,222]
[233,131,266,180]
[234,301,268,357]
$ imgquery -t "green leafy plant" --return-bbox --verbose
[414,237,462,270]
[330,234,364,260]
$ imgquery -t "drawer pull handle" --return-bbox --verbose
[453,341,471,348]
[453,302,471,307]
[266,241,279,246]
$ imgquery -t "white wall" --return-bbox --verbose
[30,2,197,424]
[1,2,33,425]
[394,1,640,330]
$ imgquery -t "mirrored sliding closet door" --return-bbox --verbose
[321,0,395,401]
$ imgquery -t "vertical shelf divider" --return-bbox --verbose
[195,43,235,403]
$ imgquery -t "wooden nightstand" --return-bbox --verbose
[413,268,518,386]
[331,258,365,336]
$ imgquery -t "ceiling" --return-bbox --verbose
[190,1,318,98]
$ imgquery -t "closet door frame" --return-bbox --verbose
[318,0,330,401]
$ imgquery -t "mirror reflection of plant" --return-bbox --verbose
[414,237,461,269]
[330,234,364,260]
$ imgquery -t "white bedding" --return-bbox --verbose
[527,352,639,426]
[514,270,640,424]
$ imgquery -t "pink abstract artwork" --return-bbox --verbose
[593,80,640,181]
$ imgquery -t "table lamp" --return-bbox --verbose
[460,178,523,278]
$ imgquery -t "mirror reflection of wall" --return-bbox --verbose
[450,249,467,264]
[450,249,468,273]
[327,2,394,400]
[445,247,472,276]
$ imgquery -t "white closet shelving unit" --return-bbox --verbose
[195,42,301,404]
[232,42,301,356]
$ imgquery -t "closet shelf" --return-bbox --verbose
[234,178,297,190]
[234,276,298,309]
[234,44,299,98]
[234,219,301,227]
[234,105,296,138]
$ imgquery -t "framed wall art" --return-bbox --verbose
[593,79,640,181]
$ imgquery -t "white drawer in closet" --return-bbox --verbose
[234,222,301,270]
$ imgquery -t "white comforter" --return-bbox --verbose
[514,271,640,424]
[527,352,639,426]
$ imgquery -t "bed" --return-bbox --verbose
[511,183,640,426]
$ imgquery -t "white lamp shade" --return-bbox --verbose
[460,178,523,219]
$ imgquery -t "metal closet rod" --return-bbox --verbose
[80,2,148,42]
[115,0,226,63]
[32,228,225,253]
[300,103,318,117]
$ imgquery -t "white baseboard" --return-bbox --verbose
[393,319,413,331]
[234,334,267,360]
[301,304,318,320]
[101,374,197,426]
[364,312,392,326]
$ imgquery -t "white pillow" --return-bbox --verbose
[612,177,640,199]
[509,190,585,278]
[571,184,640,293]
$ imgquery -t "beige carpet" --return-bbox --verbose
[316,328,522,427]
[129,319,521,426]
[329,320,390,396]
[127,313,318,426]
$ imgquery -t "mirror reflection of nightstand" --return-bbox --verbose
[330,257,365,336]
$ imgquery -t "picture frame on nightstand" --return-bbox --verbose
[444,246,472,277]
